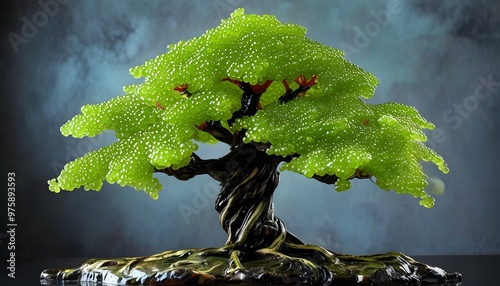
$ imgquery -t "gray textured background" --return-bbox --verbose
[1,0,499,264]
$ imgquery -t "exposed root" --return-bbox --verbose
[41,244,462,285]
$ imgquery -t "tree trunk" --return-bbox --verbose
[213,143,301,252]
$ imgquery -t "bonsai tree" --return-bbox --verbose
[43,9,461,285]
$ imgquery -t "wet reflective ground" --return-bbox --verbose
[2,255,498,286]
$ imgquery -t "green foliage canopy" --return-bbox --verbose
[49,8,447,207]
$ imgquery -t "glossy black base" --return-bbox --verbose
[40,246,462,285]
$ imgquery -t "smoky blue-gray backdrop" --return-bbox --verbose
[1,0,499,269]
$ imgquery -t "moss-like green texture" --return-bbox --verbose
[48,8,447,207]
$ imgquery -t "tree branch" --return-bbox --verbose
[155,153,209,181]
[155,152,234,183]
[224,79,272,125]
[196,79,272,148]
[312,174,339,185]
[312,169,372,185]
[199,121,236,145]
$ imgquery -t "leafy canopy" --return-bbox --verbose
[48,8,447,207]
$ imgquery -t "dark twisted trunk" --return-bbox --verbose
[212,143,302,252]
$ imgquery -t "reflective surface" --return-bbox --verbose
[2,255,498,285]
[38,248,461,285]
